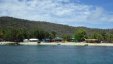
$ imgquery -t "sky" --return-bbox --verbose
[0,0,113,29]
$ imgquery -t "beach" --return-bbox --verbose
[1,42,113,46]
[20,42,113,46]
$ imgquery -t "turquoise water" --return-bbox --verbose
[0,46,113,64]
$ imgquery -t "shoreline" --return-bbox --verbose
[1,42,113,46]
[20,42,113,46]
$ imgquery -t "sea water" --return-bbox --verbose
[0,45,113,64]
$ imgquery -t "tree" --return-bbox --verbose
[50,31,57,39]
[2,28,27,42]
[110,34,113,43]
[105,33,113,43]
[0,29,3,38]
[34,29,50,41]
[62,34,71,42]
[91,32,103,41]
[101,32,107,40]
[3,29,13,41]
[74,29,87,42]
[0,29,4,41]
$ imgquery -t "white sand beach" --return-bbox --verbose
[1,42,113,46]
[0,42,15,45]
[19,42,113,46]
[1,42,112,46]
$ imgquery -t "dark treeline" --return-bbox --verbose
[0,16,113,43]
[0,28,57,42]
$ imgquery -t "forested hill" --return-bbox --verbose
[0,16,75,35]
[0,16,113,35]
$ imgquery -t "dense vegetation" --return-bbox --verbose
[0,16,113,43]
[74,29,113,43]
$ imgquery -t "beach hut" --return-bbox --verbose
[29,38,39,42]
[69,38,75,42]
[55,37,63,42]
[23,39,29,42]
[43,38,51,42]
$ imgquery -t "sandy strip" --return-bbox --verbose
[19,42,113,46]
[0,42,15,45]
[1,42,113,46]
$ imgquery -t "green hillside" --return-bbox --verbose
[1,16,113,35]
[0,16,113,42]
[0,16,76,35]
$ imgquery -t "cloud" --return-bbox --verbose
[0,0,113,28]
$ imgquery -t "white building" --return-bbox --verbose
[29,38,39,42]
[23,38,39,42]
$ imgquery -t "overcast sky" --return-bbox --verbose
[0,0,113,29]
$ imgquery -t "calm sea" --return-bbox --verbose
[0,45,113,64]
